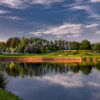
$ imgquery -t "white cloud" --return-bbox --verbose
[30,23,82,38]
[44,24,82,35]
[0,40,5,42]
[70,5,100,19]
[90,0,100,2]
[88,82,100,87]
[67,35,72,38]
[35,72,85,88]
[0,0,24,9]
[0,16,22,20]
[30,32,42,36]
[72,34,80,37]
[96,31,100,34]
[30,22,100,38]
[31,0,64,5]
[86,24,99,28]
[0,0,64,9]
[42,74,84,88]
[0,10,11,14]
[4,16,22,20]
[34,71,100,88]
[70,5,90,11]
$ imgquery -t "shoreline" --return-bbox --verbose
[0,57,82,62]
[0,57,98,62]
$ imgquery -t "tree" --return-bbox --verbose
[10,38,15,48]
[30,47,41,53]
[30,43,41,53]
[17,45,25,53]
[6,37,20,48]
[0,42,5,48]
[80,40,91,50]
[93,43,100,52]
[19,36,26,47]
[0,48,2,54]
[45,46,49,51]
[5,48,11,53]
[40,46,44,52]
[70,41,80,50]
[24,45,30,53]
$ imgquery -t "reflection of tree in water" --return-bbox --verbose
[0,62,100,78]
[0,72,8,89]
[95,61,100,71]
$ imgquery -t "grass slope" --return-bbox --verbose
[0,50,100,58]
[0,89,23,100]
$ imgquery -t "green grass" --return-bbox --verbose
[0,50,100,58]
[0,89,23,100]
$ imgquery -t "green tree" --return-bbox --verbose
[80,40,91,50]
[70,41,80,50]
[19,36,26,47]
[0,42,5,48]
[10,38,16,48]
[24,45,30,53]
[6,48,11,53]
[93,43,100,52]
[17,46,25,53]
[30,43,41,53]
[40,46,44,52]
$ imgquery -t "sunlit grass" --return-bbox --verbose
[0,50,100,58]
[0,89,23,100]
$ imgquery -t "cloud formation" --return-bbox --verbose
[31,0,64,5]
[70,4,100,19]
[95,31,100,34]
[30,23,83,38]
[30,23,100,38]
[0,0,64,9]
[0,10,11,14]
[0,16,22,20]
[90,0,100,2]
[34,70,100,88]
[85,24,99,28]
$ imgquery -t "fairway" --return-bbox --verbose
[0,50,100,58]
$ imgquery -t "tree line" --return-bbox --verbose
[0,36,100,53]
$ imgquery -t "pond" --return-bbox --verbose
[0,62,100,100]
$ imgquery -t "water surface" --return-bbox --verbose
[0,62,100,100]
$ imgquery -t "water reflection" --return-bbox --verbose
[0,62,100,100]
[0,72,8,89]
[0,62,100,78]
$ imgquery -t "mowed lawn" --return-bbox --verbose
[0,89,23,100]
[0,50,100,58]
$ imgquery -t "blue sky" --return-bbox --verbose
[0,0,100,42]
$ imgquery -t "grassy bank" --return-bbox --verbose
[0,89,23,100]
[0,50,100,58]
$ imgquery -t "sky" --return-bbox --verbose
[0,0,100,42]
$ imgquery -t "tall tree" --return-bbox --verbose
[0,42,5,48]
[19,36,26,47]
[80,40,91,50]
[93,43,100,52]
[70,41,80,50]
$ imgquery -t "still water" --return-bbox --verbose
[0,62,100,100]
